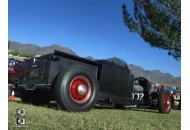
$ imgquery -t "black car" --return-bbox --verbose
[18,50,172,113]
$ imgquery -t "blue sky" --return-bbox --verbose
[8,0,181,77]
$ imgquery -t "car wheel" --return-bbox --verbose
[54,65,99,112]
[157,90,172,114]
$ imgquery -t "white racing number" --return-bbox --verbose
[132,93,144,100]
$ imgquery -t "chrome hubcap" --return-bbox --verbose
[77,84,87,95]
[167,101,170,106]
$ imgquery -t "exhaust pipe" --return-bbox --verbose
[105,98,112,103]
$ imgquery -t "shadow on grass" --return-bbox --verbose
[94,105,159,113]
[13,100,159,113]
[126,108,159,113]
[14,100,61,110]
[93,105,114,110]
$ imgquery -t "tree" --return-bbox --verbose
[122,0,181,60]
[9,51,19,56]
[19,53,35,58]
[8,51,35,58]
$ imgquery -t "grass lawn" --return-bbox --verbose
[8,98,181,130]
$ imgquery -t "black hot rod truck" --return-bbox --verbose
[18,50,172,113]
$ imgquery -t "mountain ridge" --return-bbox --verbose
[8,40,181,88]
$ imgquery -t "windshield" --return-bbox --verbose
[106,57,129,68]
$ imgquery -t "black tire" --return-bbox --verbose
[18,88,32,104]
[54,65,99,112]
[157,90,172,114]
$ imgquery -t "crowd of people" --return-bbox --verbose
[149,83,180,95]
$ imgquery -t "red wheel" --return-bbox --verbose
[158,90,171,114]
[69,76,92,104]
[54,65,99,112]
[163,94,170,112]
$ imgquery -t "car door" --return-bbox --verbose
[97,60,114,94]
[111,64,130,97]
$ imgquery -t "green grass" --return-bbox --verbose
[8,98,181,130]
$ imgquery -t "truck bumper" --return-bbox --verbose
[18,84,52,90]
